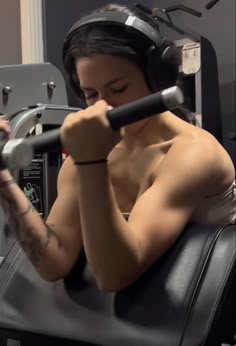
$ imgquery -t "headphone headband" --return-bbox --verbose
[63,11,164,59]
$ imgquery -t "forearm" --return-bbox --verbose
[76,164,140,291]
[0,169,68,280]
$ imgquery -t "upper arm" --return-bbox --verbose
[128,138,216,266]
[46,156,82,266]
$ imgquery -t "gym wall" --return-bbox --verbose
[0,0,22,65]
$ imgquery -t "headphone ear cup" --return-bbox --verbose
[161,46,180,86]
[145,44,180,92]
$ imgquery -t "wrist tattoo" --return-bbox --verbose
[0,178,15,189]
[19,203,35,216]
[0,191,35,233]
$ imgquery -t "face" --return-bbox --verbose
[76,54,151,108]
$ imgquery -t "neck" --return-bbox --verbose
[121,112,172,150]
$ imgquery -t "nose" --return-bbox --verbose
[97,91,115,108]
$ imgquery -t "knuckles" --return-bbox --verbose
[85,100,108,119]
[63,99,109,130]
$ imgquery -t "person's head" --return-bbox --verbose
[63,3,180,108]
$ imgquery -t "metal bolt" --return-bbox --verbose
[47,81,56,90]
[2,86,12,95]
[36,112,42,119]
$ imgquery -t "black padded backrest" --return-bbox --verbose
[114,222,236,345]
[65,222,236,345]
[0,222,236,346]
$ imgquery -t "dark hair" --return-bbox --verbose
[63,3,174,94]
[63,3,194,123]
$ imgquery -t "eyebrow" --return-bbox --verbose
[81,77,126,91]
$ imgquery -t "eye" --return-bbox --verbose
[111,85,128,94]
[84,92,98,101]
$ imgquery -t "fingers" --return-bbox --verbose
[107,105,114,111]
[84,99,108,117]
[64,100,111,127]
[87,100,112,127]
[94,99,109,109]
[0,120,11,138]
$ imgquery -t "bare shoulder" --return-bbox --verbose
[155,129,235,195]
[189,129,234,181]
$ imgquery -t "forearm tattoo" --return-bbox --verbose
[16,226,46,267]
[15,224,61,268]
[45,223,62,249]
[0,179,62,268]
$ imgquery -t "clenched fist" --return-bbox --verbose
[60,100,121,162]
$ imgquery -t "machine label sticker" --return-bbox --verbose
[18,153,45,217]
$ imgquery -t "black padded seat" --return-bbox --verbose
[0,222,236,346]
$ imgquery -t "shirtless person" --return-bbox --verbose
[0,4,235,292]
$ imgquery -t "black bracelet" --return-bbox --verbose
[74,159,108,166]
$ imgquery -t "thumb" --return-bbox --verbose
[107,105,114,111]
[0,120,11,138]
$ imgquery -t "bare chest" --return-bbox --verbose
[109,145,168,213]
[110,170,150,213]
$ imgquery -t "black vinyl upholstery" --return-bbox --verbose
[0,222,236,346]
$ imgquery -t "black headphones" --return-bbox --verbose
[63,11,180,97]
